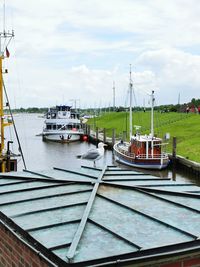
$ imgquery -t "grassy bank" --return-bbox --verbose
[88,111,200,162]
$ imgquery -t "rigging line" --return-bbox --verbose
[2,79,27,170]
[132,80,143,133]
[124,88,129,107]
[154,99,162,137]
[133,84,150,96]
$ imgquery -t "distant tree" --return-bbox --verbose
[191,98,200,107]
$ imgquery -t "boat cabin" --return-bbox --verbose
[129,135,162,159]
[46,105,80,120]
[45,123,82,131]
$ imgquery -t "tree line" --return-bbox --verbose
[9,98,200,114]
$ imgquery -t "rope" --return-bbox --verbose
[2,79,27,170]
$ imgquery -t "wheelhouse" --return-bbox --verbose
[130,135,163,159]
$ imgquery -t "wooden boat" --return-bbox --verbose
[114,67,169,170]
[42,105,84,143]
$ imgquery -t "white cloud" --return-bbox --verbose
[1,0,200,108]
[137,48,200,104]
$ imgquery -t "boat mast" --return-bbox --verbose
[113,81,115,111]
[129,64,133,140]
[150,91,155,159]
[0,6,14,171]
[151,90,155,138]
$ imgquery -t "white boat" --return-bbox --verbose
[114,67,170,170]
[42,105,84,143]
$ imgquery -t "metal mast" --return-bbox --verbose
[70,99,80,110]
[113,81,115,111]
[0,3,14,171]
[151,90,155,138]
[129,64,133,140]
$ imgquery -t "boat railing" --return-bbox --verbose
[137,153,168,159]
[116,145,135,158]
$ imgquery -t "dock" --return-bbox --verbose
[85,125,200,176]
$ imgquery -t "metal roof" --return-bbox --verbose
[1,165,200,266]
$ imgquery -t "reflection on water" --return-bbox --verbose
[4,114,200,187]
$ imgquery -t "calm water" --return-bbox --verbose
[5,113,200,186]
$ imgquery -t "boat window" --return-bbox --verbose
[53,125,56,130]
[46,124,51,130]
[51,113,56,119]
[136,141,142,148]
[148,142,152,149]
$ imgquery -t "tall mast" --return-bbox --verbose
[151,90,155,137]
[129,64,133,140]
[0,3,14,171]
[113,81,115,111]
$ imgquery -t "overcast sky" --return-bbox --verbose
[1,0,200,108]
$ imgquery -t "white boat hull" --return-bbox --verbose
[42,131,83,143]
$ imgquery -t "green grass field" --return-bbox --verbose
[88,111,200,162]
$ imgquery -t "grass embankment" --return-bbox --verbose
[88,111,200,162]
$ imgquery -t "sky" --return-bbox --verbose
[1,0,200,108]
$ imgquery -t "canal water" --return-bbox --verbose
[5,113,200,186]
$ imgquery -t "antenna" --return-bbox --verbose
[3,0,5,33]
[0,0,14,55]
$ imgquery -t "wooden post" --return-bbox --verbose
[103,128,106,143]
[83,124,86,135]
[112,128,116,147]
[123,131,127,141]
[87,125,90,136]
[96,127,99,143]
[172,137,177,181]
[172,137,176,158]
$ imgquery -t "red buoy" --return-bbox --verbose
[82,135,88,141]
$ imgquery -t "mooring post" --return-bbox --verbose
[96,127,99,146]
[112,128,116,147]
[103,128,106,143]
[87,125,90,136]
[172,137,177,158]
[172,137,177,181]
[84,124,87,135]
[123,131,127,141]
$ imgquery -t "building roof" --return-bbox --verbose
[1,165,200,266]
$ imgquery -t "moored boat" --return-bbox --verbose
[114,67,169,170]
[42,105,84,143]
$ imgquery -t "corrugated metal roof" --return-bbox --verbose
[1,165,200,266]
